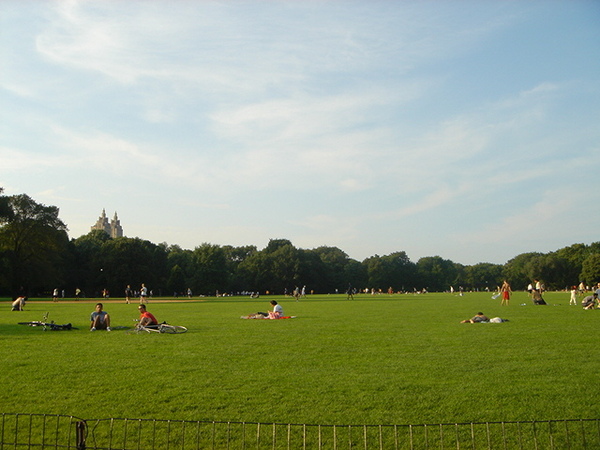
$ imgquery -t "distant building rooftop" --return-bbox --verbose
[91,209,123,238]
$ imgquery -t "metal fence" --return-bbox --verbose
[2,414,600,449]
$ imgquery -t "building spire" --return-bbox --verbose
[91,209,124,238]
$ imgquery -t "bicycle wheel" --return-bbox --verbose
[160,324,187,334]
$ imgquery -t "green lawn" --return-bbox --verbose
[1,291,598,426]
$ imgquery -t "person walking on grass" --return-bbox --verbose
[125,285,133,304]
[346,284,354,300]
[140,283,148,304]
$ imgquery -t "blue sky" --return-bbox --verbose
[1,1,599,265]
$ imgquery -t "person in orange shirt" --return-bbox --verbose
[137,304,158,328]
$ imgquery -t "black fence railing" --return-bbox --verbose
[2,413,600,449]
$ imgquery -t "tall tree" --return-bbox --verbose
[312,246,353,293]
[0,194,68,295]
[191,243,229,295]
[580,253,600,286]
[415,256,458,292]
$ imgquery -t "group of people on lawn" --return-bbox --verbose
[89,303,157,331]
[90,299,285,330]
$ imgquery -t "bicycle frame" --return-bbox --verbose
[132,321,187,334]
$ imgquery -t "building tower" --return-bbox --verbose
[91,209,124,238]
[110,211,123,238]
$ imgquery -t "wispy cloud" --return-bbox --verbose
[2,0,599,264]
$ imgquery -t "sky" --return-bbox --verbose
[1,0,599,266]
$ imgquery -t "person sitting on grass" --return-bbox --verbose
[582,293,598,310]
[531,289,547,305]
[90,303,111,331]
[268,300,283,319]
[137,304,158,328]
[11,296,26,311]
[460,312,489,323]
[242,300,285,319]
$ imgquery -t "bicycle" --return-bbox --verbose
[129,320,187,334]
[18,312,78,331]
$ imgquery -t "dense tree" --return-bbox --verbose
[70,234,168,297]
[238,241,303,294]
[0,188,11,222]
[191,243,229,295]
[312,246,352,293]
[1,190,597,297]
[580,253,600,286]
[416,256,458,292]
[0,194,69,296]
[167,264,187,296]
[463,263,503,290]
[363,252,417,291]
[502,252,543,290]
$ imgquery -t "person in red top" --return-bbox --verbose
[137,304,158,328]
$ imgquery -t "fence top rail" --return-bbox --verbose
[82,416,600,428]
[1,413,84,421]
[2,413,598,429]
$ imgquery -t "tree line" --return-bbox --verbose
[1,190,599,298]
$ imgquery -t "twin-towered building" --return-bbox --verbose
[91,209,123,238]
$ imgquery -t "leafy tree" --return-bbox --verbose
[503,252,543,290]
[363,252,417,291]
[167,264,187,296]
[312,246,352,293]
[580,253,600,286]
[237,241,303,294]
[191,243,229,295]
[416,256,457,292]
[0,194,68,295]
[554,243,590,268]
[264,238,294,253]
[70,230,113,296]
[166,245,195,293]
[344,259,368,290]
[223,245,257,292]
[538,254,573,290]
[294,249,325,294]
[0,187,12,222]
[463,263,503,290]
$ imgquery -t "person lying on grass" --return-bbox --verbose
[90,303,111,331]
[461,312,489,323]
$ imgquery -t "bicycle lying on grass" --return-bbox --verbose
[128,320,187,334]
[18,313,77,331]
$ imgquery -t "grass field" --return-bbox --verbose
[1,291,598,426]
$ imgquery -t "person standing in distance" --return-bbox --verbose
[140,283,148,304]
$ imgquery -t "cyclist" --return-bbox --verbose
[137,304,158,328]
[90,303,111,331]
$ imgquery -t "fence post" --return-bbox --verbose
[76,420,87,450]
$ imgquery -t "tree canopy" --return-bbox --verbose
[1,190,599,297]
